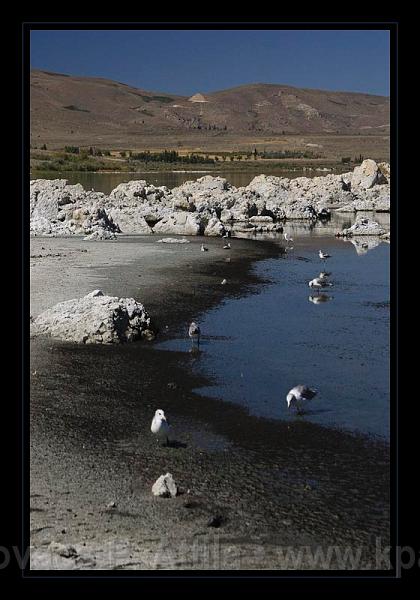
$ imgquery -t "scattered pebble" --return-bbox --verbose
[49,542,78,558]
[207,515,224,528]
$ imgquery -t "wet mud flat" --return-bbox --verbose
[29,235,390,570]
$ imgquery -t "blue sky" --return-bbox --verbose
[30,29,390,96]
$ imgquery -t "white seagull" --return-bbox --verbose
[319,250,331,261]
[223,242,231,250]
[188,321,201,345]
[284,232,294,244]
[308,277,333,293]
[151,409,170,445]
[221,279,227,285]
[201,244,208,252]
[286,385,318,414]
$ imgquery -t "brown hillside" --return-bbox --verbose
[30,70,390,153]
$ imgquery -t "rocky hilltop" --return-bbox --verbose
[30,159,390,238]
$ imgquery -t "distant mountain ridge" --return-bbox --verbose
[30,69,390,149]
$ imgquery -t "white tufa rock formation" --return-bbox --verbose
[31,290,155,344]
[30,160,390,237]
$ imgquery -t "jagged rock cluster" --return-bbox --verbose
[30,160,390,238]
[31,290,155,344]
[30,179,120,237]
[337,217,388,237]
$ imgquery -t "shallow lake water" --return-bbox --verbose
[31,168,342,193]
[157,224,390,439]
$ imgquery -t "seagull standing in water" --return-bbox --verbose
[223,242,231,250]
[151,409,170,446]
[319,250,331,261]
[308,277,332,293]
[319,271,331,281]
[201,243,208,252]
[284,232,294,244]
[188,321,201,346]
[286,385,318,415]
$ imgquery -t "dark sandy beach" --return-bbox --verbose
[29,235,390,570]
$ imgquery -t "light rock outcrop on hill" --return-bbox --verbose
[30,160,390,237]
[31,290,155,344]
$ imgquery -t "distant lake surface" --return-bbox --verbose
[31,168,342,193]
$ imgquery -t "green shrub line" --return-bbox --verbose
[30,145,374,173]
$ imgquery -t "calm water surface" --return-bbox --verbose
[158,227,390,439]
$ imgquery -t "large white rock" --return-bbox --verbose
[109,180,169,203]
[204,216,226,236]
[83,229,118,241]
[152,473,178,497]
[31,290,155,344]
[105,210,154,234]
[152,212,203,235]
[351,159,387,190]
[353,186,390,212]
[340,217,387,237]
[30,179,120,236]
[104,180,171,233]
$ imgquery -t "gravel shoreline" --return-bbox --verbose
[30,235,390,570]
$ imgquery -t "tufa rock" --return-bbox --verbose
[152,473,178,498]
[31,290,154,344]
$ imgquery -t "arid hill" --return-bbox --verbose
[30,69,390,153]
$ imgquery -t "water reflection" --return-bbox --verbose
[308,293,333,304]
[189,345,202,357]
[341,236,385,256]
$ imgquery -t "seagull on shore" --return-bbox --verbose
[188,321,201,346]
[284,232,294,244]
[319,250,331,261]
[151,409,170,446]
[309,277,333,293]
[223,242,231,249]
[286,385,318,415]
[201,244,208,252]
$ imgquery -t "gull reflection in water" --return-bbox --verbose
[189,345,202,356]
[308,293,333,304]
